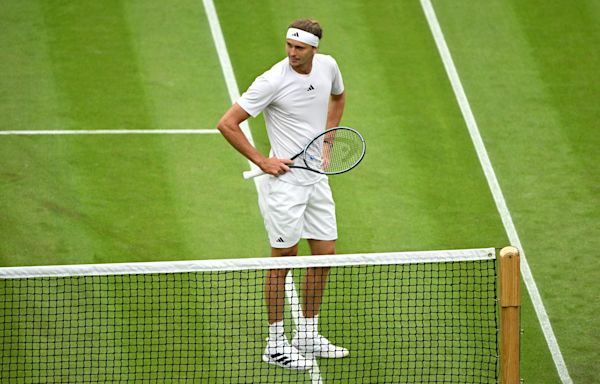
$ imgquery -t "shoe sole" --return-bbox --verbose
[291,341,349,359]
[262,354,313,371]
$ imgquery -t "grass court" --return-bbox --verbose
[1,1,598,383]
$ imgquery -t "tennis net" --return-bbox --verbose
[1,248,501,383]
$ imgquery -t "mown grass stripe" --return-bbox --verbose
[420,1,572,383]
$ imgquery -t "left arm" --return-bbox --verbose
[326,92,345,128]
[322,92,346,170]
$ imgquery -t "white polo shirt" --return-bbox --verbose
[237,53,344,185]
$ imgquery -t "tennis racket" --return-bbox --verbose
[243,126,366,179]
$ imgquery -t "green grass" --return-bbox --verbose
[1,0,598,382]
[431,1,600,382]
[0,135,265,265]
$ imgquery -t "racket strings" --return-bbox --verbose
[321,129,364,173]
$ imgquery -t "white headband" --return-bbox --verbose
[286,27,319,47]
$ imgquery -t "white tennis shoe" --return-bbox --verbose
[291,331,349,359]
[262,336,313,370]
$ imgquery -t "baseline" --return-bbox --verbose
[0,129,220,136]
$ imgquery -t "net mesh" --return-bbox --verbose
[0,251,498,383]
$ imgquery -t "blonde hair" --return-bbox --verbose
[289,19,322,40]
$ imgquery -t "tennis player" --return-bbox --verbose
[217,19,348,370]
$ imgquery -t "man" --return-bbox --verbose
[217,19,348,370]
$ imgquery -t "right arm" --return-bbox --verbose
[217,103,292,176]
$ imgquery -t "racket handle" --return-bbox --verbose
[243,169,267,179]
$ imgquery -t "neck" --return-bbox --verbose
[291,62,312,75]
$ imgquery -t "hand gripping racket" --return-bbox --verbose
[243,126,366,179]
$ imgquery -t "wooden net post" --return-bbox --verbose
[499,246,521,384]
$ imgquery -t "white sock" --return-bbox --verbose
[299,315,318,337]
[268,320,285,340]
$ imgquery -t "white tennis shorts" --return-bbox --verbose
[258,177,338,248]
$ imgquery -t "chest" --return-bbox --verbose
[272,71,332,111]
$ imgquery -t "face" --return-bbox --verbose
[286,39,317,73]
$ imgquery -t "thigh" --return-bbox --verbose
[261,178,310,248]
[302,179,338,242]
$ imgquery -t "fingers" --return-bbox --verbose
[278,162,290,174]
[259,157,293,176]
[278,159,293,174]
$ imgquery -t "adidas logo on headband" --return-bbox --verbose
[286,28,319,47]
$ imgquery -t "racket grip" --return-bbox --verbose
[243,169,266,179]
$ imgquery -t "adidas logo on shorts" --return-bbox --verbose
[276,237,285,243]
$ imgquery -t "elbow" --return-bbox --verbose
[217,117,231,134]
[217,104,249,135]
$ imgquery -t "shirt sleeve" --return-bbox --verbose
[330,57,345,95]
[237,75,276,117]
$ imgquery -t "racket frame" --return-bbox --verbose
[242,126,365,179]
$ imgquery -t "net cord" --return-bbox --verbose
[0,248,495,279]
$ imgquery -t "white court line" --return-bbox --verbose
[0,129,220,136]
[202,0,262,191]
[420,1,573,383]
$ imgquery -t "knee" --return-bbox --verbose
[308,240,336,256]
[272,245,299,257]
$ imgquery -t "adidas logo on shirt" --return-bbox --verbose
[307,84,315,91]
